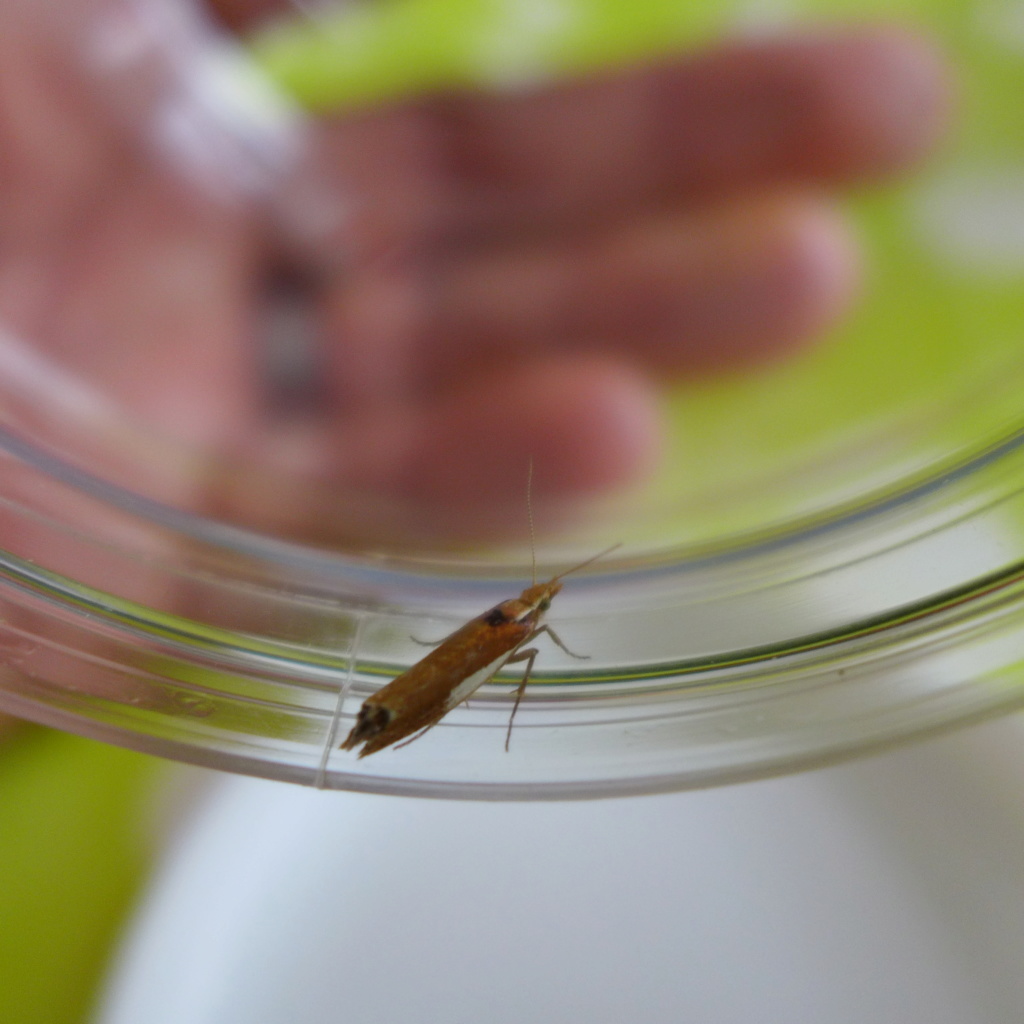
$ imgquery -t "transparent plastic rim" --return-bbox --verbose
[2,424,1024,798]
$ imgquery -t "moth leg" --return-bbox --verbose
[392,715,445,751]
[504,646,538,751]
[531,624,589,660]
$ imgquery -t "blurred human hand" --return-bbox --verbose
[0,0,951,539]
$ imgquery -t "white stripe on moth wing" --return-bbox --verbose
[444,650,519,712]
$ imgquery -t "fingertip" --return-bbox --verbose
[390,357,662,534]
[755,194,862,357]
[522,356,664,495]
[802,25,955,178]
[604,195,862,373]
[857,25,955,169]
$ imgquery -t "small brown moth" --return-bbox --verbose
[341,462,618,757]
[340,544,618,757]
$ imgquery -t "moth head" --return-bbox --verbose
[519,580,562,613]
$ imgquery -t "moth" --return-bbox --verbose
[340,544,617,757]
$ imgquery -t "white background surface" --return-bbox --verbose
[99,713,1024,1024]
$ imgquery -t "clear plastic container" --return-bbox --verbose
[3,0,1024,798]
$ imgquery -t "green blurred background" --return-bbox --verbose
[0,728,162,1024]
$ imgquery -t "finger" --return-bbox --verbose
[370,355,663,536]
[654,26,952,194]
[421,26,951,240]
[209,353,661,541]
[333,194,858,396]
[291,26,948,260]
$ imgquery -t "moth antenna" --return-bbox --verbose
[552,542,622,583]
[527,457,537,586]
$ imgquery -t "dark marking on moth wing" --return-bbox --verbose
[484,606,508,626]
